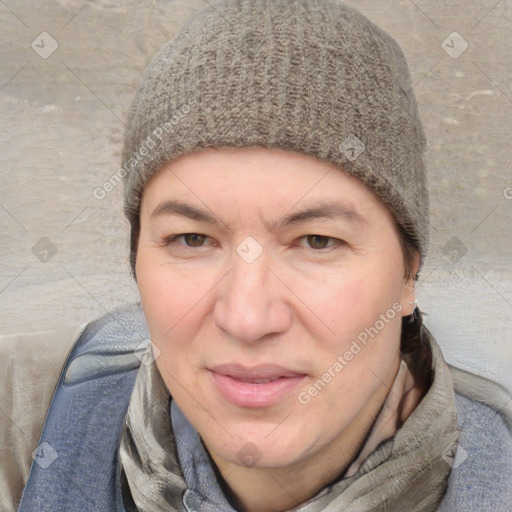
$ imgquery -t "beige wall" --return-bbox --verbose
[1,0,511,391]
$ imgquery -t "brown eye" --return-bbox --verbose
[306,235,332,249]
[183,233,207,247]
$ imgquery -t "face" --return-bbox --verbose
[136,146,417,471]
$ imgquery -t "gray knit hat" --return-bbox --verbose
[122,0,429,276]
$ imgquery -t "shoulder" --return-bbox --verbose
[454,391,512,463]
[0,304,148,512]
[438,366,512,511]
[0,324,86,512]
[61,303,148,385]
[449,363,512,429]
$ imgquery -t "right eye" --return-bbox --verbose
[164,233,210,247]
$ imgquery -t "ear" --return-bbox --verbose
[401,250,421,317]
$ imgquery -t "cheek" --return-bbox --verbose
[136,262,200,397]
[137,262,172,335]
[302,267,402,349]
[135,253,220,391]
[298,269,405,410]
[298,274,403,420]
[137,253,203,334]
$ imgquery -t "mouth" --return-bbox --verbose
[209,363,307,408]
[211,363,305,381]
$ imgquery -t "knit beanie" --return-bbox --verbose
[122,0,429,277]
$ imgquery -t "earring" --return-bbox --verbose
[408,299,418,324]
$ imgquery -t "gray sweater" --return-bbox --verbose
[2,304,512,511]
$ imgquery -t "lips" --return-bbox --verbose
[209,363,307,408]
[210,363,304,381]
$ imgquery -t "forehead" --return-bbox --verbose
[141,146,383,213]
[138,147,403,248]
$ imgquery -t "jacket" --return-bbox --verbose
[1,303,511,511]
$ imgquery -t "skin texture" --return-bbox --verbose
[136,146,420,512]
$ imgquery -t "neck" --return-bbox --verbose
[207,358,424,512]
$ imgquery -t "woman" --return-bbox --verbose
[2,1,511,511]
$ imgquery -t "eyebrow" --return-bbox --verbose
[150,199,366,229]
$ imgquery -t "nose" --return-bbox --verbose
[213,250,292,343]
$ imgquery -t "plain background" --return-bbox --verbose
[1,0,511,392]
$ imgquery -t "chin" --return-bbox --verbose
[206,423,316,469]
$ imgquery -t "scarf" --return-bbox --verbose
[118,325,459,512]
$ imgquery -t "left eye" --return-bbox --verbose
[299,235,340,250]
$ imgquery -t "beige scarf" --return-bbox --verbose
[118,325,459,512]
